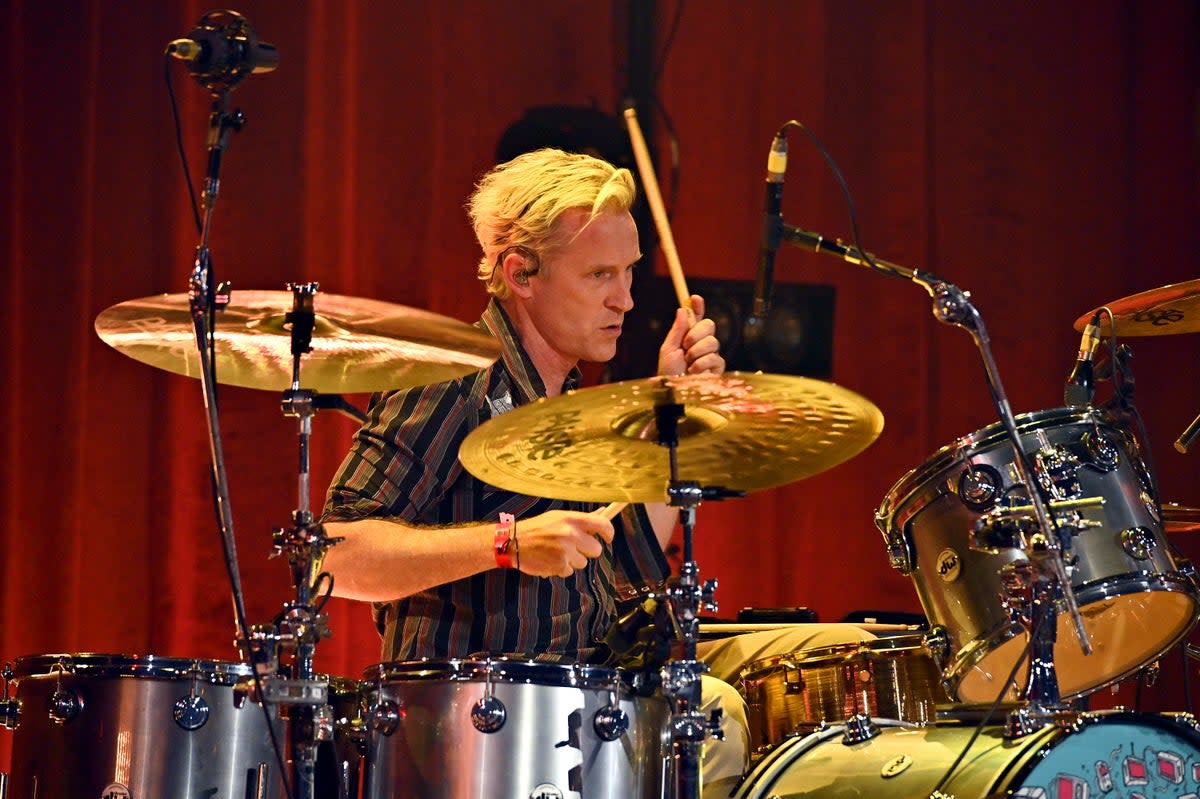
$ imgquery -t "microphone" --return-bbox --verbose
[166,10,278,92]
[1064,311,1103,406]
[744,129,788,355]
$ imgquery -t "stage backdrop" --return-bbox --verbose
[2,0,1198,769]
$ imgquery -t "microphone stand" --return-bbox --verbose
[775,221,1091,730]
[188,87,253,665]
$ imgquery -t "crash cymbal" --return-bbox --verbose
[95,291,501,394]
[1074,279,1200,337]
[459,372,884,503]
[1163,502,1200,535]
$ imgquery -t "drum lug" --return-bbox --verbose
[0,662,17,731]
[1139,660,1161,687]
[593,704,629,742]
[369,699,400,736]
[921,627,950,673]
[0,699,18,731]
[172,694,211,731]
[1081,428,1120,471]
[470,694,507,734]
[885,529,914,574]
[48,687,82,724]
[783,663,804,694]
[1120,526,1157,560]
[840,713,880,745]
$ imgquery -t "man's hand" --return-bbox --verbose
[657,294,725,377]
[514,510,616,577]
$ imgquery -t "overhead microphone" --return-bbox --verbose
[1063,311,1103,406]
[166,10,278,93]
[745,128,789,347]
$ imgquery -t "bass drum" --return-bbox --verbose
[733,712,1200,798]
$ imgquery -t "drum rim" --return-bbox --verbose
[740,633,931,679]
[946,572,1200,702]
[6,652,254,682]
[364,656,624,688]
[874,407,1101,533]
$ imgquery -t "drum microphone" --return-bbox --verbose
[745,128,789,345]
[1063,311,1103,406]
[166,10,278,92]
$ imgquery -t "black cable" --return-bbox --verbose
[164,55,203,236]
[927,628,1038,796]
[165,52,294,799]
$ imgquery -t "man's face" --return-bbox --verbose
[523,208,640,365]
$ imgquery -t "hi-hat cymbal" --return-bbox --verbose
[1163,502,1200,535]
[459,372,884,504]
[1074,279,1200,337]
[95,291,501,394]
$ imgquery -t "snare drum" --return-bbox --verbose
[876,408,1200,703]
[740,635,949,752]
[733,711,1200,798]
[1,653,284,799]
[361,657,667,799]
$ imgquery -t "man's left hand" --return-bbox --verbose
[657,294,725,377]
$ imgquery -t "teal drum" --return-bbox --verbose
[733,712,1200,798]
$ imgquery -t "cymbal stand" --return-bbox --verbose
[775,222,1091,730]
[653,400,741,799]
[241,282,357,799]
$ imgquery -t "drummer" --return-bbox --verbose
[320,147,872,795]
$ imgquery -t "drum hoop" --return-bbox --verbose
[875,407,1100,533]
[742,634,928,678]
[7,652,253,683]
[365,657,623,689]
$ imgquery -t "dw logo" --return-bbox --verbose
[530,784,564,799]
[101,784,131,799]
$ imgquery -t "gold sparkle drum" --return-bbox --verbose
[732,712,1200,798]
[740,634,950,752]
[0,653,284,799]
[876,407,1199,703]
[361,657,667,799]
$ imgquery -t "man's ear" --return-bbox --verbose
[501,249,536,297]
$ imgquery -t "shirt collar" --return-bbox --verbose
[480,298,581,402]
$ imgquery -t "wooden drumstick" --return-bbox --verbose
[622,106,696,324]
[596,501,628,520]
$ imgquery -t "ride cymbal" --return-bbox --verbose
[95,291,501,394]
[1074,279,1200,337]
[459,371,884,504]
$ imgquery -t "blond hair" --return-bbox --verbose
[468,148,636,298]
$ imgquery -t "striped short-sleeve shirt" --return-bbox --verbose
[323,299,670,663]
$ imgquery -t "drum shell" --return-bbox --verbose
[3,653,284,799]
[740,634,949,752]
[734,712,1200,798]
[876,407,1199,702]
[361,658,667,799]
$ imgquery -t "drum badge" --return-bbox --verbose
[529,784,564,799]
[881,753,913,778]
[936,548,962,583]
[101,784,131,799]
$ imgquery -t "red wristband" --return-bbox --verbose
[494,512,516,569]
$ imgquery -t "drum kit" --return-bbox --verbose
[5,25,1200,791]
[0,268,1195,799]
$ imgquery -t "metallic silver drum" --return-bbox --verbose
[361,657,668,799]
[732,712,1200,798]
[876,407,1200,703]
[740,634,949,753]
[1,653,284,799]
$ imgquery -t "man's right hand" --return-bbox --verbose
[514,510,615,577]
